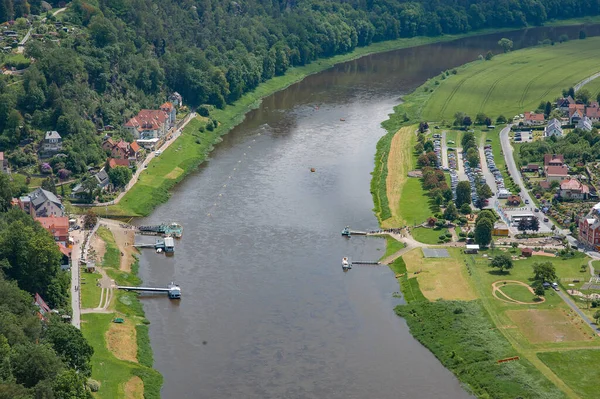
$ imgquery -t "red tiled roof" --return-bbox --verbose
[129,141,140,153]
[544,154,564,166]
[560,179,589,193]
[521,248,533,254]
[586,107,600,119]
[116,140,129,150]
[569,108,584,118]
[539,181,550,190]
[160,102,174,112]
[524,112,544,122]
[545,165,568,176]
[57,243,71,257]
[36,216,69,238]
[124,110,168,131]
[108,158,129,168]
[569,103,585,111]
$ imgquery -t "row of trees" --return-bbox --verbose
[0,196,94,397]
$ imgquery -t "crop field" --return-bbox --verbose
[421,37,600,121]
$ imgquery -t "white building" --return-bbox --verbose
[544,119,563,138]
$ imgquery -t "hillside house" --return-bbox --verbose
[524,112,545,125]
[586,104,600,122]
[544,118,563,137]
[557,96,575,112]
[545,165,569,183]
[559,178,589,200]
[0,152,8,174]
[124,110,169,140]
[36,216,69,246]
[577,116,593,132]
[521,164,540,173]
[17,188,64,217]
[578,202,600,249]
[41,131,62,154]
[169,92,183,107]
[58,243,71,270]
[160,102,176,127]
[569,104,585,124]
[544,154,565,167]
[102,138,142,165]
[108,158,130,169]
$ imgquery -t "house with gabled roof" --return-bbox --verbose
[577,116,593,132]
[578,202,600,249]
[557,96,575,112]
[544,118,563,137]
[568,104,585,124]
[544,154,564,167]
[559,178,589,200]
[160,102,176,127]
[524,112,545,125]
[124,110,169,140]
[41,131,62,155]
[18,188,64,217]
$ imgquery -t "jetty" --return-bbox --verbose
[134,237,174,253]
[351,261,380,265]
[342,226,404,237]
[117,282,181,299]
[137,222,183,238]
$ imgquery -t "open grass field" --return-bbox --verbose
[420,37,600,122]
[97,227,120,268]
[397,178,431,226]
[538,350,600,399]
[410,226,448,244]
[506,309,592,344]
[579,76,600,98]
[382,236,405,259]
[80,270,102,308]
[497,282,540,303]
[382,126,415,227]
[403,248,477,301]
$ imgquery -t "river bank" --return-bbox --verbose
[103,17,600,218]
[376,34,600,398]
[79,222,162,398]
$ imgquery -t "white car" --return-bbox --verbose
[155,150,162,156]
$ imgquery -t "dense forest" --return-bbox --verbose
[0,0,599,182]
[0,189,92,398]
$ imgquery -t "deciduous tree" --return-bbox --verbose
[532,261,557,283]
[490,252,513,273]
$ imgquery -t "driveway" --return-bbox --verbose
[499,125,552,233]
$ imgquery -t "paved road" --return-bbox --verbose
[456,146,468,182]
[70,227,83,329]
[557,289,599,333]
[499,125,552,233]
[574,71,600,92]
[441,131,448,169]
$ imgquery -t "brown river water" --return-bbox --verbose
[136,24,600,398]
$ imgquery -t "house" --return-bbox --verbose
[95,169,111,190]
[169,92,183,107]
[544,154,565,167]
[57,243,71,270]
[41,131,62,154]
[124,110,169,140]
[36,216,69,246]
[108,158,130,169]
[524,112,545,125]
[71,169,112,200]
[544,118,563,137]
[464,244,480,254]
[578,202,600,249]
[160,102,176,127]
[577,116,593,132]
[507,195,521,206]
[557,96,575,112]
[0,152,8,173]
[568,104,585,124]
[539,181,551,190]
[521,248,533,257]
[17,188,64,217]
[545,165,569,183]
[559,178,589,200]
[103,138,143,165]
[586,103,600,122]
[492,223,509,236]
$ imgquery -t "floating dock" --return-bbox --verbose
[117,282,181,299]
[137,222,183,238]
[134,237,175,253]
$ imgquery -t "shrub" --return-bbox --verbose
[87,379,100,392]
[439,234,446,240]
[459,232,467,237]
[445,233,452,238]
[467,232,475,238]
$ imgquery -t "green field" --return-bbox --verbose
[97,227,120,268]
[80,270,102,308]
[538,350,600,399]
[580,76,600,98]
[420,37,600,121]
[411,226,449,244]
[398,178,432,226]
[382,236,405,258]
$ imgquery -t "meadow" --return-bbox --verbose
[420,37,600,122]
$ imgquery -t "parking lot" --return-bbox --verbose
[512,130,533,143]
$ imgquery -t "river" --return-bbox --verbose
[136,24,600,399]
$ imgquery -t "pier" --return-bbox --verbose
[342,226,403,237]
[137,222,183,238]
[134,237,175,253]
[351,261,380,265]
[117,282,181,299]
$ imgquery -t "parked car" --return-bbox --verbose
[543,217,549,222]
[525,199,529,204]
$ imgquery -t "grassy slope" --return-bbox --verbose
[80,270,102,308]
[421,38,600,121]
[411,226,449,244]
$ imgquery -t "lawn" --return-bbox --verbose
[80,270,102,309]
[403,247,477,301]
[397,178,432,226]
[410,226,448,244]
[382,236,405,259]
[538,350,600,399]
[498,282,538,303]
[97,227,120,269]
[420,37,600,121]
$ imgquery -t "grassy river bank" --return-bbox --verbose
[375,36,600,399]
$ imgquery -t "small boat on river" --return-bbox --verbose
[341,226,351,237]
[342,257,351,271]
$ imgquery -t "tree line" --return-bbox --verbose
[1,0,599,181]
